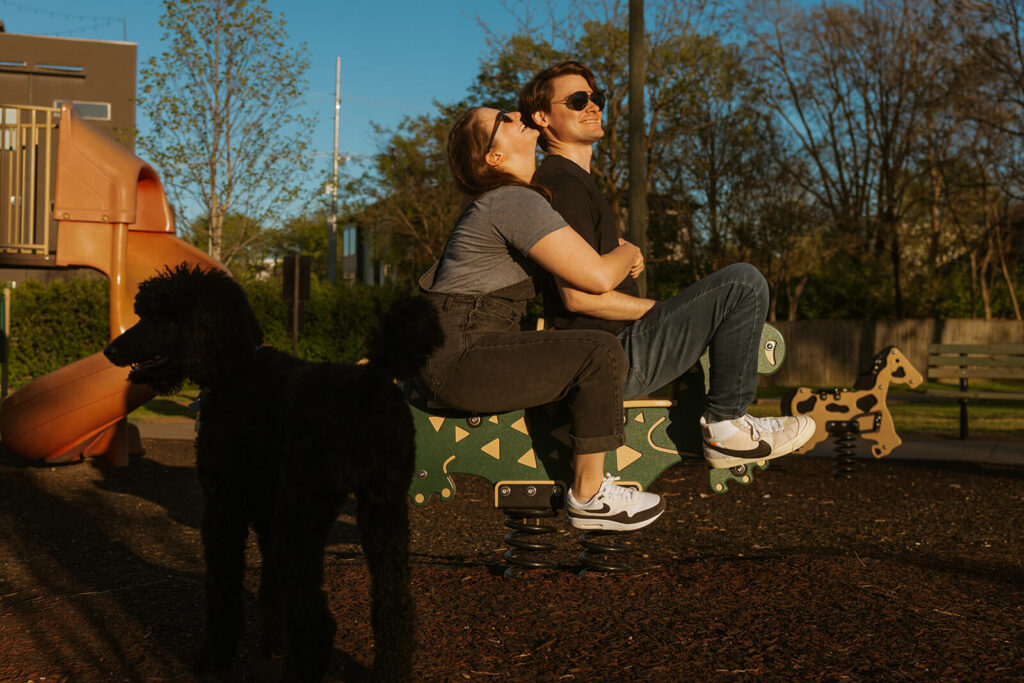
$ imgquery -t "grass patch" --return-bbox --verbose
[129,381,1023,439]
[751,385,1024,437]
[888,401,1024,436]
[128,387,199,421]
[749,399,1023,436]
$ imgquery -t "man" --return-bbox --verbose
[518,61,815,490]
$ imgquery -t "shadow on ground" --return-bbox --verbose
[1,440,1021,680]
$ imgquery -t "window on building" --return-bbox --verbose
[53,100,111,121]
[343,226,357,257]
[39,64,84,75]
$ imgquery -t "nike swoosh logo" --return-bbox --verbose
[705,440,772,458]
[569,504,611,516]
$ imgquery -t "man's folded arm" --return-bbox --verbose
[556,276,657,321]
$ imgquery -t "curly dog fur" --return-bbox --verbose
[104,263,442,681]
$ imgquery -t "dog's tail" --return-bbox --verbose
[366,295,444,380]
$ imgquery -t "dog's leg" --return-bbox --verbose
[254,520,286,660]
[194,499,249,675]
[356,488,415,682]
[272,496,338,682]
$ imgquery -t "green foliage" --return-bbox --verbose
[243,277,408,363]
[345,103,466,282]
[6,279,110,389]
[4,277,407,391]
[265,211,333,281]
[323,0,1024,321]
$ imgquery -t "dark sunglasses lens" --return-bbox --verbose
[566,91,605,111]
[487,110,511,151]
[567,92,590,110]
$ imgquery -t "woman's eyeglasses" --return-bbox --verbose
[486,110,514,152]
[552,91,606,111]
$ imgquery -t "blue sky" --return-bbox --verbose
[4,0,540,183]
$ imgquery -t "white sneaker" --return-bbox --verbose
[701,414,815,468]
[565,474,666,531]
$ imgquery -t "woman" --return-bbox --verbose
[416,107,664,532]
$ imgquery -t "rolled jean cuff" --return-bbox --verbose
[572,431,624,455]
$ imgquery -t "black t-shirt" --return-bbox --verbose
[533,154,639,335]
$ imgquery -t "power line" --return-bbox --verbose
[0,1,127,40]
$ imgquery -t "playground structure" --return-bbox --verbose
[0,103,223,465]
[408,325,788,573]
[782,346,923,473]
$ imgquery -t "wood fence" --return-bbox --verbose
[763,319,1024,388]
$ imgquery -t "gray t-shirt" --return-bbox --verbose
[428,185,567,294]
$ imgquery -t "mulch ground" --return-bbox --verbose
[1,439,1021,681]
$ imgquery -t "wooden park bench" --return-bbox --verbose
[926,343,1024,439]
[405,323,786,574]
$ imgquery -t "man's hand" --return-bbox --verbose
[619,237,645,278]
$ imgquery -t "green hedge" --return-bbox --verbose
[3,276,405,391]
[6,278,110,389]
[247,277,405,362]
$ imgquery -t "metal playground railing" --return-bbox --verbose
[0,105,58,256]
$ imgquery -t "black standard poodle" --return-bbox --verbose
[103,263,442,681]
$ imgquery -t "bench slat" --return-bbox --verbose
[926,390,1024,401]
[927,366,1024,379]
[929,343,1024,355]
[927,356,1024,368]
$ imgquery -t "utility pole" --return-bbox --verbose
[628,0,648,296]
[327,57,340,285]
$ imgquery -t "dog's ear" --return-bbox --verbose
[191,270,264,382]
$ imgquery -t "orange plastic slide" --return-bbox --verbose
[0,104,224,465]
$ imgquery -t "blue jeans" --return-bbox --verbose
[618,263,769,419]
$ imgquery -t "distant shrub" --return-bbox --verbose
[2,276,406,391]
[250,278,406,363]
[6,278,110,389]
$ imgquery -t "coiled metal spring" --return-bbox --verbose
[833,429,858,478]
[503,508,558,577]
[578,530,632,574]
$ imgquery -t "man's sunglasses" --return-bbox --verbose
[486,110,514,152]
[552,90,606,111]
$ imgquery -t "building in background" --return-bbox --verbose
[0,31,136,146]
[0,31,136,278]
[341,223,391,285]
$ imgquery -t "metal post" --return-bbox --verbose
[292,253,300,356]
[628,0,648,296]
[327,57,340,285]
[1,288,9,399]
[959,359,968,440]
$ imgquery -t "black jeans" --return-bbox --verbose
[419,290,626,454]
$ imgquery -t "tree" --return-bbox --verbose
[952,0,1024,199]
[748,0,956,318]
[187,213,266,275]
[138,0,314,267]
[947,0,1024,319]
[348,104,466,282]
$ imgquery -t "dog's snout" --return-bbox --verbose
[103,340,122,365]
[103,336,131,366]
